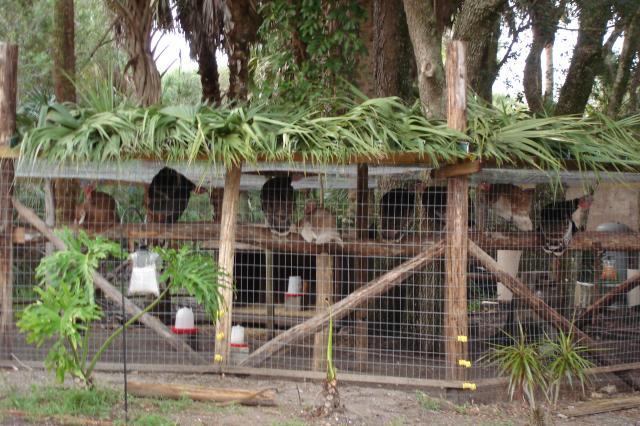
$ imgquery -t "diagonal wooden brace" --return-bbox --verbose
[239,241,446,368]
[468,239,640,390]
[12,197,206,364]
[577,274,640,321]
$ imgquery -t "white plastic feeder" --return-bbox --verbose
[171,307,198,334]
[230,325,248,348]
[574,281,594,308]
[285,276,304,310]
[496,250,522,302]
[627,269,640,307]
[128,248,160,297]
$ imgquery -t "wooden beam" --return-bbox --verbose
[214,164,242,366]
[445,40,469,381]
[11,198,205,363]
[127,381,276,406]
[577,274,640,321]
[0,42,18,358]
[432,160,482,179]
[312,252,333,371]
[468,239,640,390]
[354,163,369,368]
[239,241,445,368]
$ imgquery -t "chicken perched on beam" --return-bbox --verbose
[477,183,534,231]
[539,194,593,256]
[74,181,120,232]
[378,187,416,242]
[145,167,204,223]
[260,175,296,235]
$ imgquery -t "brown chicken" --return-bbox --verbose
[74,182,120,232]
[477,183,534,231]
[293,200,343,246]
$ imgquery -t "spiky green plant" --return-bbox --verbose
[543,327,595,407]
[482,324,547,410]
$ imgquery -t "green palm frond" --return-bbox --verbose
[18,96,640,176]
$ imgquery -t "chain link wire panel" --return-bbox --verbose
[4,162,640,384]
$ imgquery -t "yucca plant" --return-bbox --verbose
[482,323,547,410]
[542,327,595,407]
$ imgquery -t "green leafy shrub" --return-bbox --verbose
[18,229,225,387]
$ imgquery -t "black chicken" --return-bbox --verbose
[261,176,296,235]
[145,167,200,223]
[378,188,416,241]
[539,195,592,256]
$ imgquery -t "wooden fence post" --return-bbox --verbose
[0,42,18,358]
[444,41,469,381]
[313,252,333,371]
[354,163,369,369]
[214,164,242,366]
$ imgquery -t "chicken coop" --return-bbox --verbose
[2,42,640,393]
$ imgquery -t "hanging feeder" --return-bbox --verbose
[230,325,248,349]
[284,276,304,310]
[171,307,198,334]
[128,246,160,297]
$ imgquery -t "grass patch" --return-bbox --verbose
[0,384,120,419]
[152,396,194,415]
[128,413,178,426]
[415,391,441,411]
[270,420,308,426]
[453,402,469,415]
[384,417,407,426]
[201,401,245,415]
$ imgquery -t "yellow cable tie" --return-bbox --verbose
[458,359,472,368]
[462,382,477,391]
[214,354,223,362]
[457,335,468,343]
[216,332,225,341]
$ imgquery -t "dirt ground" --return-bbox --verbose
[1,366,640,425]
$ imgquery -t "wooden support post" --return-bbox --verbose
[44,179,55,256]
[265,249,274,340]
[240,241,445,368]
[444,41,469,381]
[313,252,333,371]
[0,42,18,358]
[214,164,242,366]
[354,163,369,368]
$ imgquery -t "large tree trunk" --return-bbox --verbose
[219,0,261,101]
[373,0,414,100]
[543,43,554,101]
[523,0,563,114]
[107,0,162,106]
[555,0,613,115]
[53,0,78,225]
[607,9,640,118]
[453,0,506,103]
[198,44,221,105]
[402,0,445,118]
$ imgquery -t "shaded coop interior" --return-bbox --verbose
[5,159,640,384]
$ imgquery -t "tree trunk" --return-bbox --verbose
[626,62,640,115]
[373,0,414,100]
[555,0,613,115]
[523,0,562,114]
[53,0,78,225]
[453,0,506,103]
[107,0,162,106]
[219,0,261,101]
[355,0,375,97]
[402,0,445,118]
[607,10,640,118]
[198,44,221,105]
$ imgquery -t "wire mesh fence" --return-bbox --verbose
[3,160,640,385]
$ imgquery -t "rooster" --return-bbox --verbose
[539,194,593,256]
[145,167,203,223]
[74,181,120,232]
[378,187,416,241]
[260,176,296,235]
[477,183,534,231]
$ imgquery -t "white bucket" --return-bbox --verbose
[230,325,246,345]
[174,307,195,331]
[496,250,522,302]
[287,276,302,294]
[575,281,594,308]
[627,269,640,307]
[128,264,160,296]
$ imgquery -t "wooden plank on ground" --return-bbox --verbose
[127,381,276,406]
[561,395,640,417]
